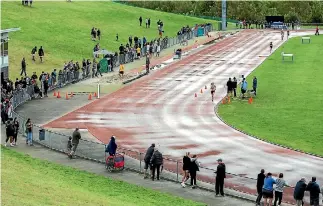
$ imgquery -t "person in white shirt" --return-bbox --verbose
[274,173,289,206]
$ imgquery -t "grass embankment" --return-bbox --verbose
[2,1,221,79]
[218,35,323,156]
[1,147,204,206]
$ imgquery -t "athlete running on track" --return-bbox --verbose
[211,82,216,102]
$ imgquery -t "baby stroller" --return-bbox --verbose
[105,146,125,172]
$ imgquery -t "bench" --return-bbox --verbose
[281,52,294,62]
[302,37,311,44]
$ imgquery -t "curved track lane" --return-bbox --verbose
[45,30,323,205]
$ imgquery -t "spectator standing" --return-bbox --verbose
[51,69,57,86]
[31,46,37,61]
[181,152,191,188]
[256,169,266,206]
[215,158,226,196]
[129,36,133,47]
[116,33,118,41]
[315,25,320,36]
[274,173,289,206]
[13,117,19,145]
[38,46,44,63]
[226,78,233,96]
[139,16,142,26]
[294,177,307,206]
[150,147,163,181]
[189,155,200,189]
[25,118,33,146]
[253,76,258,96]
[97,28,101,40]
[146,55,150,74]
[5,119,14,147]
[156,43,160,57]
[306,177,321,206]
[262,173,276,206]
[145,18,148,28]
[68,128,81,158]
[241,78,248,98]
[106,136,117,156]
[148,18,151,28]
[144,143,155,179]
[21,57,27,76]
[232,77,237,97]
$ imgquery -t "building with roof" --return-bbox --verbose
[1,28,20,82]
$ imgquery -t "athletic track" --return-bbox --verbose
[45,30,323,205]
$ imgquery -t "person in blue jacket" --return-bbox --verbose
[241,78,248,98]
[106,136,117,156]
[262,172,276,206]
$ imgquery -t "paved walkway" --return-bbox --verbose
[43,30,323,205]
[1,128,253,206]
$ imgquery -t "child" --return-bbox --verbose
[67,137,72,153]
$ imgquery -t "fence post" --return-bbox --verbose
[139,152,142,173]
[176,160,179,182]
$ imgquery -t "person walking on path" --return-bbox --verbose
[262,172,276,206]
[38,46,44,63]
[181,152,191,188]
[21,57,27,76]
[306,177,321,206]
[5,119,14,147]
[294,177,307,206]
[315,25,319,36]
[68,128,81,158]
[253,76,258,96]
[189,155,200,189]
[150,147,163,181]
[144,143,155,179]
[274,173,289,206]
[25,118,33,146]
[215,158,226,196]
[256,169,266,206]
[106,136,117,156]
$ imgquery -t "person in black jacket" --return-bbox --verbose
[294,177,307,206]
[181,152,191,187]
[256,169,266,205]
[38,46,44,63]
[189,155,200,189]
[226,78,233,96]
[21,57,27,76]
[5,119,14,147]
[306,177,321,206]
[215,158,226,196]
[144,143,155,179]
[232,77,237,97]
[150,147,163,181]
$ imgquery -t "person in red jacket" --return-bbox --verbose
[315,25,319,36]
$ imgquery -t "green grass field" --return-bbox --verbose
[1,147,204,206]
[2,1,222,79]
[218,35,323,156]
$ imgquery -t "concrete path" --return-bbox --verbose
[43,30,323,205]
[1,128,253,206]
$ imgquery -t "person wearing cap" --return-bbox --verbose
[214,158,226,196]
[306,177,321,206]
[294,177,307,206]
[144,143,155,179]
[150,147,163,181]
[68,128,81,158]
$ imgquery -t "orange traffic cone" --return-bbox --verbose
[57,91,61,98]
[205,85,207,89]
[88,93,92,100]
[65,93,69,100]
[200,89,203,94]
[94,92,97,97]
[53,90,57,97]
[195,93,197,98]
[248,97,253,104]
[70,92,74,97]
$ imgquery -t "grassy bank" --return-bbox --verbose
[218,35,323,156]
[2,1,220,79]
[1,147,204,206]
